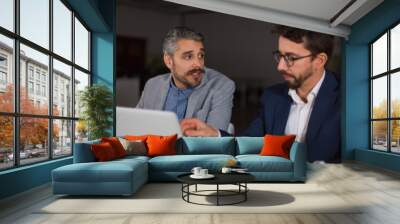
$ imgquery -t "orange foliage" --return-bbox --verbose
[0,84,60,149]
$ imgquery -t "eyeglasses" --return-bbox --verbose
[272,51,314,67]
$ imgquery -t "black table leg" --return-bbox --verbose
[245,183,247,201]
[181,183,183,200]
[179,182,251,206]
[217,184,220,206]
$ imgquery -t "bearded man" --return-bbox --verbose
[137,27,235,132]
[181,25,340,163]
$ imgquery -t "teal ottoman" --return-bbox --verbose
[52,156,148,196]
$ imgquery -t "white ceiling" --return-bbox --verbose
[163,0,384,38]
[226,0,352,22]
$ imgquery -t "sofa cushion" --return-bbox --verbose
[235,155,293,172]
[115,155,150,163]
[178,137,235,155]
[73,139,100,163]
[53,158,148,183]
[148,154,235,172]
[235,137,263,155]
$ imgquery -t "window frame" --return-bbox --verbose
[0,0,92,171]
[370,20,400,154]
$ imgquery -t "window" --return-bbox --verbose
[36,83,40,95]
[75,18,90,70]
[371,23,400,154]
[74,69,89,118]
[28,81,34,94]
[0,55,7,67]
[0,0,14,32]
[0,0,91,170]
[41,73,46,83]
[0,54,8,87]
[53,59,72,117]
[0,34,13,113]
[53,0,72,60]
[0,72,6,89]
[0,71,6,85]
[35,70,41,81]
[42,85,46,97]
[20,0,49,49]
[28,67,34,80]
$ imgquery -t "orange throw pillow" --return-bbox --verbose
[101,137,127,158]
[91,142,117,161]
[146,134,177,157]
[259,134,296,159]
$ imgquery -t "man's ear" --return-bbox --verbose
[314,52,328,69]
[163,53,173,70]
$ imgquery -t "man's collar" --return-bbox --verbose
[169,79,193,94]
[310,70,326,97]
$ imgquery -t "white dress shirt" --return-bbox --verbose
[284,71,326,142]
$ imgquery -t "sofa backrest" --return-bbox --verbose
[73,139,100,163]
[177,137,235,155]
[235,137,264,155]
[74,136,298,162]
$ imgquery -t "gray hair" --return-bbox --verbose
[162,27,204,55]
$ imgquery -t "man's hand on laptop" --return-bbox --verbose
[180,118,219,137]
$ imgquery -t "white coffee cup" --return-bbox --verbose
[191,167,202,176]
[221,167,232,173]
[199,169,208,176]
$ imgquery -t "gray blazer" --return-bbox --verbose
[137,68,235,131]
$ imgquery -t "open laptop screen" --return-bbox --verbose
[116,107,183,137]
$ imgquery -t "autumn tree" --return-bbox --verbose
[0,85,14,149]
[372,99,400,143]
[0,84,60,151]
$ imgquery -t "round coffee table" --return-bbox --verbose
[177,172,255,206]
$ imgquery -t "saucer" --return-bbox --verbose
[190,174,215,179]
[232,170,249,174]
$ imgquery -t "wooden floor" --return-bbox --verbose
[1,162,400,224]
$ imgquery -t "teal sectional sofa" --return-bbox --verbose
[52,137,306,196]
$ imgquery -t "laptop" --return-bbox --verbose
[116,107,183,137]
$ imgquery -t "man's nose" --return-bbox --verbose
[192,57,203,68]
[276,57,287,71]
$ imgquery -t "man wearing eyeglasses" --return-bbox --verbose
[181,25,340,163]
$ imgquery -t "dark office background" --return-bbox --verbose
[116,0,342,133]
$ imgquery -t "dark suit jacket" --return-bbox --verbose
[226,72,341,163]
